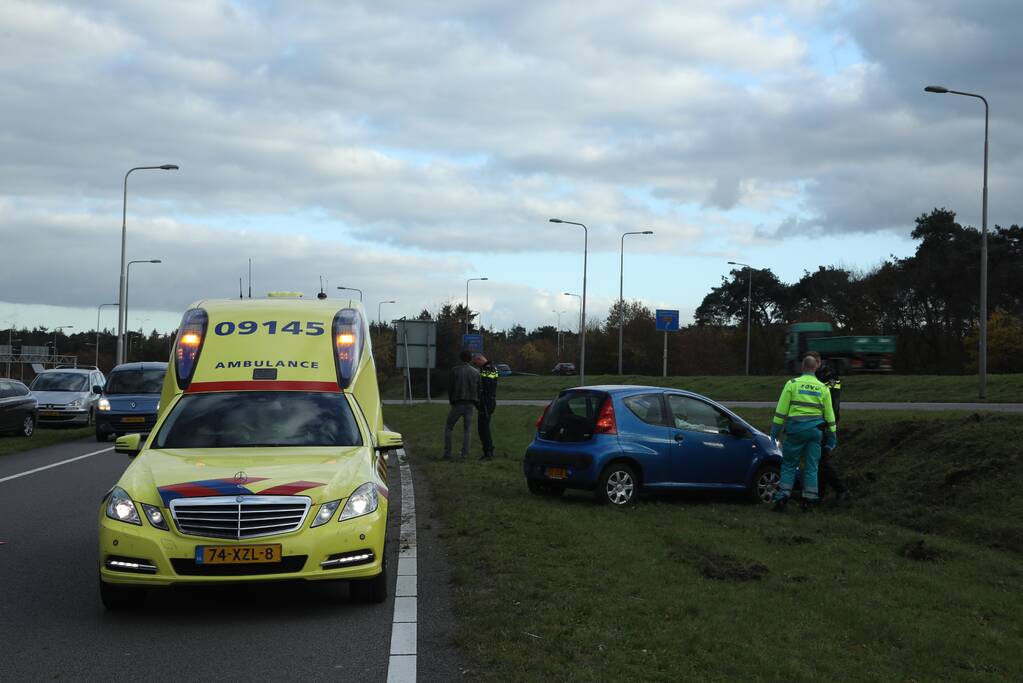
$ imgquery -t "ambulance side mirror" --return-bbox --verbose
[115,433,143,457]
[375,430,403,453]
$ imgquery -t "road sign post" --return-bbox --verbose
[655,309,680,377]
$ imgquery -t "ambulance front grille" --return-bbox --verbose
[169,496,311,539]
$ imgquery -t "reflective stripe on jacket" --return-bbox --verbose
[772,374,837,433]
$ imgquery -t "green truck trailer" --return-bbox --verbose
[785,322,896,374]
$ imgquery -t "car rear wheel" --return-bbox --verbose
[596,463,638,506]
[527,479,565,497]
[750,464,781,504]
[99,579,146,610]
[349,553,388,604]
[19,415,35,438]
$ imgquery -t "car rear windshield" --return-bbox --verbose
[153,391,363,449]
[538,389,608,442]
[105,369,166,394]
[30,373,88,392]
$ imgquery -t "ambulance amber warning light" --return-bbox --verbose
[336,333,355,345]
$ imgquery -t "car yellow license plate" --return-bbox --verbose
[196,544,282,564]
[121,416,146,423]
[545,467,568,479]
[40,411,59,417]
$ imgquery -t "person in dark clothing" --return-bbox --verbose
[443,350,480,460]
[814,358,851,501]
[472,354,498,461]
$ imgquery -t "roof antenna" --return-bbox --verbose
[248,258,252,298]
[239,277,243,299]
[317,275,327,300]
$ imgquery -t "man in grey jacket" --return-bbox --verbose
[443,350,480,460]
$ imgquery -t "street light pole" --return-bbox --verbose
[728,261,753,375]
[618,230,653,374]
[125,260,161,351]
[552,310,564,359]
[551,219,588,384]
[336,286,363,302]
[465,277,488,335]
[924,85,989,399]
[96,302,119,367]
[53,325,74,362]
[563,292,582,376]
[378,300,396,325]
[117,164,178,366]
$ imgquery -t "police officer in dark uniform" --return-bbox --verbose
[814,356,850,501]
[473,354,498,461]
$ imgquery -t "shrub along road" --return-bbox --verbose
[386,404,1023,681]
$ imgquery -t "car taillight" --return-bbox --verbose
[594,397,617,434]
[332,308,363,390]
[173,308,207,390]
[535,403,551,431]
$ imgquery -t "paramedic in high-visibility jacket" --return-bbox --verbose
[769,353,837,511]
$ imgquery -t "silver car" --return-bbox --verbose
[29,368,106,426]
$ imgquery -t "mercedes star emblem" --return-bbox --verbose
[234,471,248,483]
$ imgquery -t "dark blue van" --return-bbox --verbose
[95,362,167,442]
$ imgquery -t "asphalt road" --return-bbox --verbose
[0,436,461,681]
[386,398,1023,412]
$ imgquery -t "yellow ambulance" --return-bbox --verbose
[97,295,401,609]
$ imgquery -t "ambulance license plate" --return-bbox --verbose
[196,544,282,564]
[545,467,568,480]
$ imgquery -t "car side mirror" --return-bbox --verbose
[114,433,143,457]
[375,430,403,453]
[728,421,751,438]
[93,385,104,394]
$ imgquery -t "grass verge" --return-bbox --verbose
[385,404,1023,681]
[381,373,1023,403]
[0,427,94,457]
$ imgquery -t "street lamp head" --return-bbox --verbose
[480,277,489,281]
[150,259,162,263]
[549,218,563,223]
[641,230,653,235]
[160,164,179,170]
[727,261,738,265]
[924,85,949,94]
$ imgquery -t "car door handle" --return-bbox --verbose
[702,442,725,449]
[673,433,685,442]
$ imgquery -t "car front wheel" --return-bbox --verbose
[349,552,388,604]
[20,415,35,438]
[596,463,638,506]
[750,464,781,504]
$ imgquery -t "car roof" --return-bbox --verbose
[36,367,94,375]
[110,361,168,372]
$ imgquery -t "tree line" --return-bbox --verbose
[6,207,1020,385]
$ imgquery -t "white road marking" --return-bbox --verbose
[387,449,418,683]
[0,446,114,485]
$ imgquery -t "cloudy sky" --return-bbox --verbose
[2,0,1021,337]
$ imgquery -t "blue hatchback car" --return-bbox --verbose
[523,386,783,505]
[94,362,167,442]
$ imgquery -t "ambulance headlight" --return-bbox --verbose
[339,483,378,521]
[311,500,341,527]
[105,487,142,526]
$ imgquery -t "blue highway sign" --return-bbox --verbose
[655,309,680,332]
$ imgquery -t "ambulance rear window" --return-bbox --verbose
[154,391,362,449]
